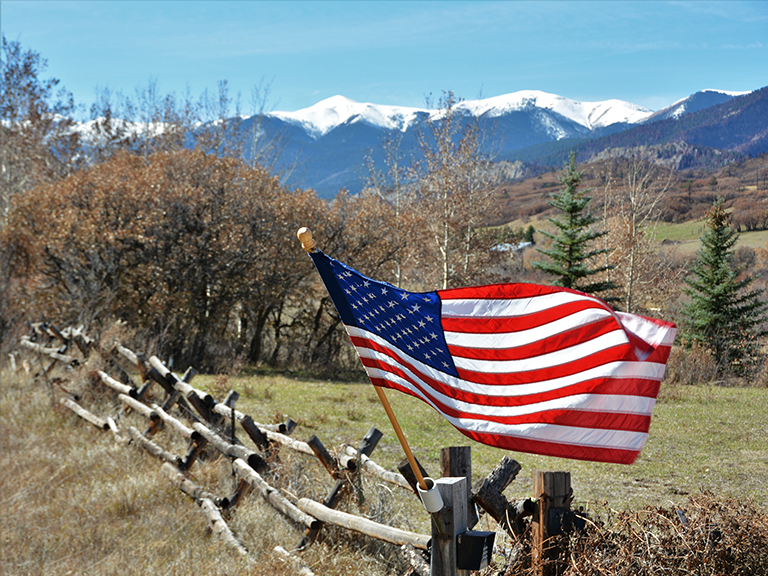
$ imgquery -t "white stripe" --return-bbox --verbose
[441,291,603,318]
[366,366,657,418]
[444,307,614,348]
[348,327,667,397]
[451,330,630,373]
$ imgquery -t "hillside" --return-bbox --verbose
[491,152,768,229]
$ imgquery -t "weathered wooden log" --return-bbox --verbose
[149,356,213,420]
[151,404,195,439]
[342,446,411,490]
[160,462,228,507]
[263,429,314,456]
[232,458,319,530]
[106,416,129,444]
[239,415,271,451]
[400,543,429,576]
[97,370,134,396]
[398,457,430,495]
[59,397,108,430]
[192,422,268,475]
[274,546,316,576]
[199,498,248,556]
[471,456,527,536]
[180,434,207,472]
[485,456,522,494]
[19,337,60,355]
[307,435,339,479]
[296,478,349,550]
[118,393,161,424]
[296,498,430,550]
[126,426,182,465]
[226,479,253,511]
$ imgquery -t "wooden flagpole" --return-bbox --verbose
[297,227,428,491]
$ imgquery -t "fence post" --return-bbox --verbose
[532,470,571,576]
[439,446,477,528]
[431,477,469,576]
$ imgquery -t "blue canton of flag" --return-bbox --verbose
[310,251,458,377]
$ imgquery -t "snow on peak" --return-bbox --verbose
[269,95,426,138]
[457,90,653,129]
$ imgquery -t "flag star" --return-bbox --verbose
[410,304,421,314]
[388,301,397,308]
[430,332,438,340]
[407,344,414,351]
[425,315,433,322]
[418,320,426,328]
[350,285,358,292]
[361,295,369,303]
[363,280,370,287]
[423,296,431,302]
[413,341,421,348]
[345,289,352,295]
[400,292,409,300]
[381,288,388,295]
[443,361,449,368]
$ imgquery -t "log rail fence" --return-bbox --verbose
[11,321,581,576]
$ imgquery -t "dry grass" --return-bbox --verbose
[0,362,424,576]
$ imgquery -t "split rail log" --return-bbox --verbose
[118,393,163,436]
[211,404,270,450]
[98,370,134,396]
[106,417,129,444]
[307,435,341,478]
[160,462,228,507]
[192,422,268,475]
[151,404,196,439]
[298,426,384,550]
[400,543,429,576]
[232,458,320,531]
[59,397,108,430]
[126,426,182,466]
[296,498,430,550]
[149,356,214,421]
[342,445,411,490]
[199,498,249,557]
[19,337,62,356]
[472,456,533,536]
[274,546,316,576]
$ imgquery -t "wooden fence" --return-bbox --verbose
[12,321,579,576]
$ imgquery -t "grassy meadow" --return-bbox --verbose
[2,353,767,575]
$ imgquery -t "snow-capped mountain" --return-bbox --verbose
[266,90,652,143]
[644,89,750,122]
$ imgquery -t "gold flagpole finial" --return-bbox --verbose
[297,227,317,252]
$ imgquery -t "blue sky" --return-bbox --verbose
[2,1,766,117]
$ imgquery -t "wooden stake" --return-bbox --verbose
[297,226,428,492]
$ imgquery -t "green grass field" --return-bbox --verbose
[191,370,768,511]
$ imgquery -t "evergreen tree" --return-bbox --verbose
[682,197,768,376]
[532,152,618,300]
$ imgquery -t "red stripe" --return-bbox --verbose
[439,282,598,302]
[447,317,622,361]
[441,299,610,334]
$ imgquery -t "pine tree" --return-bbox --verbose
[682,197,768,376]
[532,152,618,300]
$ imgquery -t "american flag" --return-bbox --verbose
[309,250,676,465]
